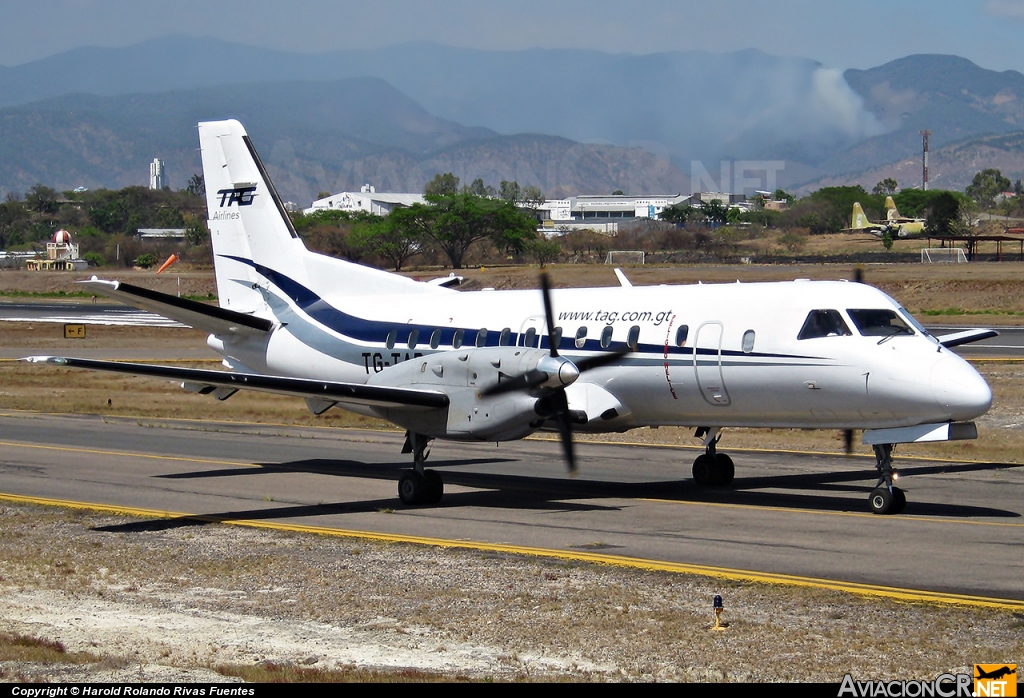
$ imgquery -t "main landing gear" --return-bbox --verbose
[691,428,734,487]
[868,443,906,515]
[398,432,444,505]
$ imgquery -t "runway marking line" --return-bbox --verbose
[0,490,1022,612]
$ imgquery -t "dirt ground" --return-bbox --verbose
[6,253,1024,323]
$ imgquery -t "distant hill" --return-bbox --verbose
[4,40,1024,197]
[797,130,1024,195]
[0,37,886,180]
[788,55,1024,192]
[0,79,690,202]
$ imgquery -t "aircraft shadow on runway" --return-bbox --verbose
[91,456,1021,533]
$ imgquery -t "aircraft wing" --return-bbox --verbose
[79,278,272,336]
[935,328,999,348]
[21,356,449,411]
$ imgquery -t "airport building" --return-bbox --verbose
[304,185,426,216]
[24,229,89,271]
[304,184,754,235]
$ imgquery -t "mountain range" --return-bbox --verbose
[0,37,1021,202]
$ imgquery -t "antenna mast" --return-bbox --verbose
[920,130,931,191]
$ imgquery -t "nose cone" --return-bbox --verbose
[931,353,992,421]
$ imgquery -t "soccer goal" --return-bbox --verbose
[606,250,645,265]
[921,247,968,264]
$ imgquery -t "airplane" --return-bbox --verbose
[975,666,1016,681]
[847,199,926,239]
[23,119,1000,515]
[883,196,927,237]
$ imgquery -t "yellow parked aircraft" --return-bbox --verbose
[848,198,926,238]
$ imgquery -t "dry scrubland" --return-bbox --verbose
[1,502,1023,683]
[2,257,1024,682]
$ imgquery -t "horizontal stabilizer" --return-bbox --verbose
[936,328,999,348]
[79,277,272,336]
[22,356,449,411]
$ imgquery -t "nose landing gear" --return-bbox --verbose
[868,443,905,515]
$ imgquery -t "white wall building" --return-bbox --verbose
[149,158,165,190]
[304,184,425,216]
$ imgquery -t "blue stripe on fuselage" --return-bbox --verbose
[220,255,825,361]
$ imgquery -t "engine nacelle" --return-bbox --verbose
[367,346,552,441]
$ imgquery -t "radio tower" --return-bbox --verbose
[920,130,931,191]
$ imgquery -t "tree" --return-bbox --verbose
[925,192,962,237]
[464,178,495,198]
[350,214,422,271]
[394,193,538,269]
[184,213,209,246]
[520,185,545,209]
[185,174,205,197]
[498,180,522,203]
[25,184,59,214]
[527,237,562,265]
[134,253,157,269]
[82,251,106,267]
[659,204,693,226]
[424,173,460,197]
[702,199,729,226]
[872,178,898,196]
[965,169,1011,208]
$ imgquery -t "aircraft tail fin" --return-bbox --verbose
[884,196,900,221]
[198,120,424,316]
[851,202,871,230]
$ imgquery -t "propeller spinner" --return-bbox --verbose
[479,272,630,474]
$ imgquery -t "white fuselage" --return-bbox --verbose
[211,277,991,434]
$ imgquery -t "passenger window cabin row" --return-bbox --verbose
[380,323,709,353]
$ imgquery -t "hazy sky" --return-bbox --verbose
[2,0,1023,72]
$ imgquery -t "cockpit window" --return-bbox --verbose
[798,310,852,340]
[847,309,913,337]
[898,308,936,342]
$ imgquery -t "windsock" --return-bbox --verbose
[156,254,179,274]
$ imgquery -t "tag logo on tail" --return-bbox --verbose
[217,185,258,207]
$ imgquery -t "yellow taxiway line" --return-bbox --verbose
[1,489,1022,612]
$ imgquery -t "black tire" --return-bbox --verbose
[423,469,444,504]
[692,454,716,486]
[714,454,735,486]
[398,470,426,505]
[868,487,894,515]
[890,487,906,515]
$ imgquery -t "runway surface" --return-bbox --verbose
[0,302,186,327]
[1,412,1021,604]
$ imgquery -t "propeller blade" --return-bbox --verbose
[575,346,632,373]
[540,272,559,358]
[549,390,576,474]
[479,369,548,397]
[853,267,864,283]
[843,429,854,454]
